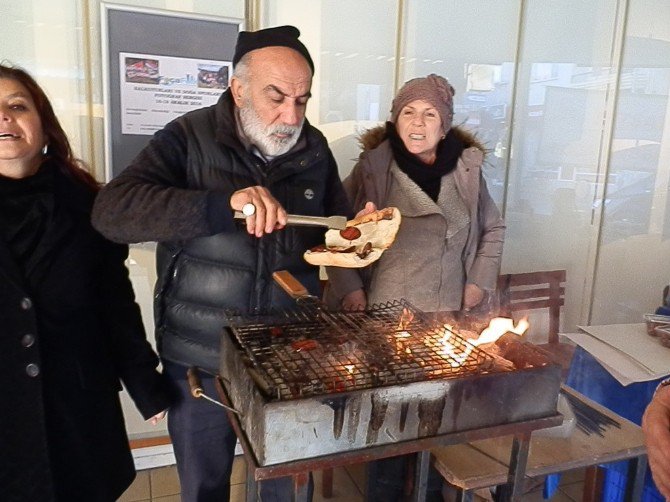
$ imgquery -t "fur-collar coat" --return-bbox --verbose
[326,125,505,313]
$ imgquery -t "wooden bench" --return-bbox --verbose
[431,385,648,501]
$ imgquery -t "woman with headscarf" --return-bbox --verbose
[329,74,504,318]
[326,74,505,500]
[0,63,171,501]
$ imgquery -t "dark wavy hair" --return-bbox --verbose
[0,62,99,192]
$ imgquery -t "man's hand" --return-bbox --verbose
[148,410,167,426]
[463,283,484,311]
[342,289,367,311]
[231,186,287,237]
[643,385,670,499]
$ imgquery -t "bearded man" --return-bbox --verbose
[92,26,350,502]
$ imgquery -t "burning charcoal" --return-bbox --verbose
[495,333,548,369]
[494,332,524,351]
[269,326,283,337]
[325,376,347,393]
[476,344,516,372]
[284,376,309,397]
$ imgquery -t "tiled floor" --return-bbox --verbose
[119,457,587,501]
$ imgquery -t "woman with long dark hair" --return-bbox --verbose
[0,63,171,501]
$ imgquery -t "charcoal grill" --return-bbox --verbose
[225,298,494,401]
[217,272,563,501]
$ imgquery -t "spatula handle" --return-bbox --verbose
[272,270,308,299]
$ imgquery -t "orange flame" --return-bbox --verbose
[397,308,415,330]
[437,327,474,367]
[467,317,529,346]
[436,317,529,367]
[393,330,412,356]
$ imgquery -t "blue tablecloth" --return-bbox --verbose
[545,346,663,501]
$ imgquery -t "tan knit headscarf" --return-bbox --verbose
[390,74,455,134]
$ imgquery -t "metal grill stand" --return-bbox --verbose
[219,276,563,501]
[214,376,562,502]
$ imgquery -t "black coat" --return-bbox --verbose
[92,90,352,371]
[0,164,171,502]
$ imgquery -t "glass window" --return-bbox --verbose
[1,1,87,165]
[402,0,523,207]
[262,0,398,177]
[591,0,670,324]
[499,1,620,338]
[262,0,670,338]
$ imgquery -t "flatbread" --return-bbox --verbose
[303,207,401,268]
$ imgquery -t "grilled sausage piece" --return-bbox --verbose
[339,226,362,241]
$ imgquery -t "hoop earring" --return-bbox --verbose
[42,144,49,155]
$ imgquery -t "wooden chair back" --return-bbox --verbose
[497,269,566,345]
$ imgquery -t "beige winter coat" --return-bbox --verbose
[326,125,505,313]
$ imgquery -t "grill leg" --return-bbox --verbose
[502,431,531,502]
[293,471,310,502]
[625,454,648,502]
[410,450,430,502]
[321,468,334,498]
[364,460,377,499]
[246,470,257,502]
[456,488,475,502]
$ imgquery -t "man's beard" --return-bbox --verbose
[238,99,304,157]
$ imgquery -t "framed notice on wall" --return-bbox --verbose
[101,4,242,180]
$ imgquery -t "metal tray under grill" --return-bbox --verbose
[225,299,493,401]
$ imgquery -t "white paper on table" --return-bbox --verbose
[577,323,670,375]
[562,332,664,386]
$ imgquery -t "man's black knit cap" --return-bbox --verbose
[232,25,314,73]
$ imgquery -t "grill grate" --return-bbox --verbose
[225,300,494,401]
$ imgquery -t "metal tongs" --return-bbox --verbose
[234,206,347,230]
